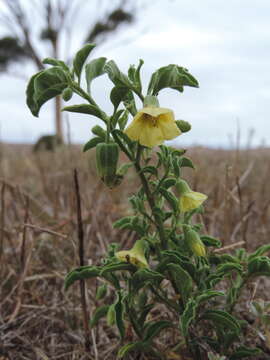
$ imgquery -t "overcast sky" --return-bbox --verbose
[0,0,269,148]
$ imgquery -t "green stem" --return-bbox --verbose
[71,82,109,123]
[134,146,167,250]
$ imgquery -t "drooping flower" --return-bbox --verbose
[115,239,148,268]
[177,179,207,213]
[125,106,181,148]
[185,228,206,257]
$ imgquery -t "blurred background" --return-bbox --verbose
[0,0,269,148]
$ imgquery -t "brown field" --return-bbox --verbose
[0,143,270,359]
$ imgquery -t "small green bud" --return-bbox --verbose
[91,125,106,140]
[96,284,107,300]
[107,304,116,326]
[176,120,191,133]
[185,229,206,257]
[62,87,73,102]
[96,142,119,188]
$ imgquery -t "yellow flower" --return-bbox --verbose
[177,179,207,213]
[124,106,181,148]
[115,239,148,268]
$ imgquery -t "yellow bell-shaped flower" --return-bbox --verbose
[125,99,181,148]
[177,179,207,213]
[115,239,148,268]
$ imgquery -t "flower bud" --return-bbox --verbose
[185,229,206,257]
[96,284,107,300]
[96,142,119,188]
[107,304,116,326]
[62,87,73,102]
[115,239,148,268]
[176,120,191,133]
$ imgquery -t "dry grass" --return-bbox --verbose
[0,143,269,359]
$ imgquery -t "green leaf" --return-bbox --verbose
[26,67,68,117]
[64,265,100,290]
[90,305,110,327]
[100,262,135,276]
[248,244,270,261]
[196,290,224,305]
[105,60,133,89]
[62,104,104,120]
[162,178,176,189]
[110,86,130,110]
[157,250,196,281]
[247,256,270,277]
[138,304,154,326]
[229,346,261,359]
[143,320,172,342]
[200,310,241,334]
[206,262,243,287]
[118,342,146,358]
[159,187,179,213]
[26,71,43,116]
[141,166,158,176]
[147,64,199,96]
[43,57,69,72]
[166,263,193,303]
[200,235,222,248]
[85,57,107,92]
[118,109,129,131]
[115,291,125,340]
[179,157,195,169]
[131,269,164,292]
[83,137,103,152]
[112,129,134,148]
[180,298,198,337]
[73,43,95,80]
[113,216,134,229]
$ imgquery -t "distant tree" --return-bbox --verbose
[0,0,138,142]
